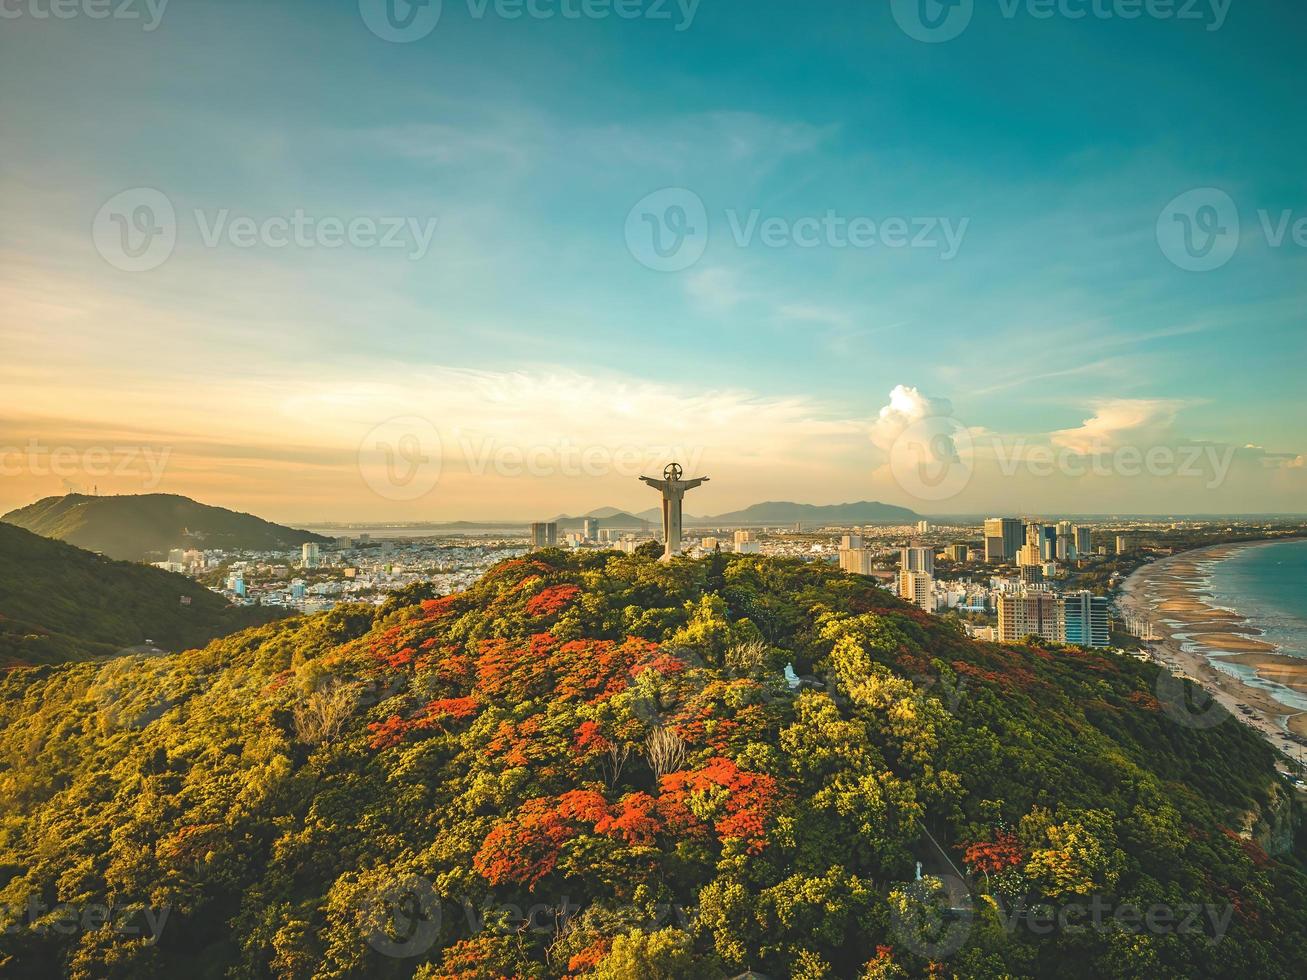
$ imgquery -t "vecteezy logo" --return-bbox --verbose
[889,873,973,959]
[359,0,443,43]
[360,874,443,958]
[891,0,974,43]
[1156,188,1240,272]
[624,188,709,272]
[358,416,443,501]
[887,416,974,502]
[92,188,177,272]
[1154,665,1229,730]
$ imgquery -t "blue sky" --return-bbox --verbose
[1,0,1304,519]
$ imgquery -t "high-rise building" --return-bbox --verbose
[1040,525,1058,561]
[301,542,320,568]
[983,518,1023,562]
[1063,591,1110,648]
[583,517,599,541]
[898,569,934,612]
[947,543,969,562]
[1017,542,1042,567]
[841,534,863,550]
[1056,533,1071,561]
[997,591,1063,644]
[1116,534,1134,555]
[839,548,876,575]
[916,520,931,534]
[1074,526,1093,556]
[901,545,934,574]
[530,522,558,550]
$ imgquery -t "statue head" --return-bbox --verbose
[663,462,683,482]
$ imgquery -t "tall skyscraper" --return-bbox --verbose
[1074,526,1093,556]
[1063,591,1110,648]
[1056,533,1071,561]
[947,543,969,562]
[984,518,1023,562]
[583,517,599,541]
[916,520,931,534]
[1116,534,1134,555]
[1017,542,1042,567]
[530,522,558,550]
[901,545,934,574]
[301,542,320,568]
[841,534,863,550]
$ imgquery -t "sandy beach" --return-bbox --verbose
[1116,541,1307,760]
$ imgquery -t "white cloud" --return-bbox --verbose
[869,385,957,453]
[1050,398,1185,453]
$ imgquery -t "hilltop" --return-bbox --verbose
[0,522,284,667]
[2,493,332,562]
[1,550,1302,976]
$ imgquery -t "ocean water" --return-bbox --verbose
[1194,538,1307,711]
[1206,538,1307,659]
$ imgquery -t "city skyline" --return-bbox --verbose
[3,1,1306,522]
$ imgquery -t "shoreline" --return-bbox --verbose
[1117,539,1307,757]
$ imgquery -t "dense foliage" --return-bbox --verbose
[0,523,283,667]
[0,550,1303,978]
[2,493,331,562]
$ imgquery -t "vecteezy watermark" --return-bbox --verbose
[92,188,439,272]
[888,416,976,503]
[358,0,699,43]
[1158,188,1307,272]
[361,875,443,958]
[1,897,171,943]
[0,0,170,30]
[994,896,1234,943]
[358,416,443,502]
[889,874,973,959]
[885,420,1238,503]
[0,440,172,489]
[625,187,969,271]
[456,432,706,480]
[891,0,1230,43]
[1154,665,1230,730]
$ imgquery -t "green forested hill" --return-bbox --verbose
[0,523,283,667]
[1,493,331,561]
[0,551,1302,978]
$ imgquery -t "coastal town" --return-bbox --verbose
[148,511,1307,782]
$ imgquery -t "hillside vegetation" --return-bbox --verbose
[0,551,1302,978]
[2,494,331,561]
[0,523,283,667]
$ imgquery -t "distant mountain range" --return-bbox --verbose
[2,493,332,562]
[550,500,919,529]
[0,523,283,667]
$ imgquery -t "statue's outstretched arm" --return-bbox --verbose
[682,477,710,490]
[639,477,667,490]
